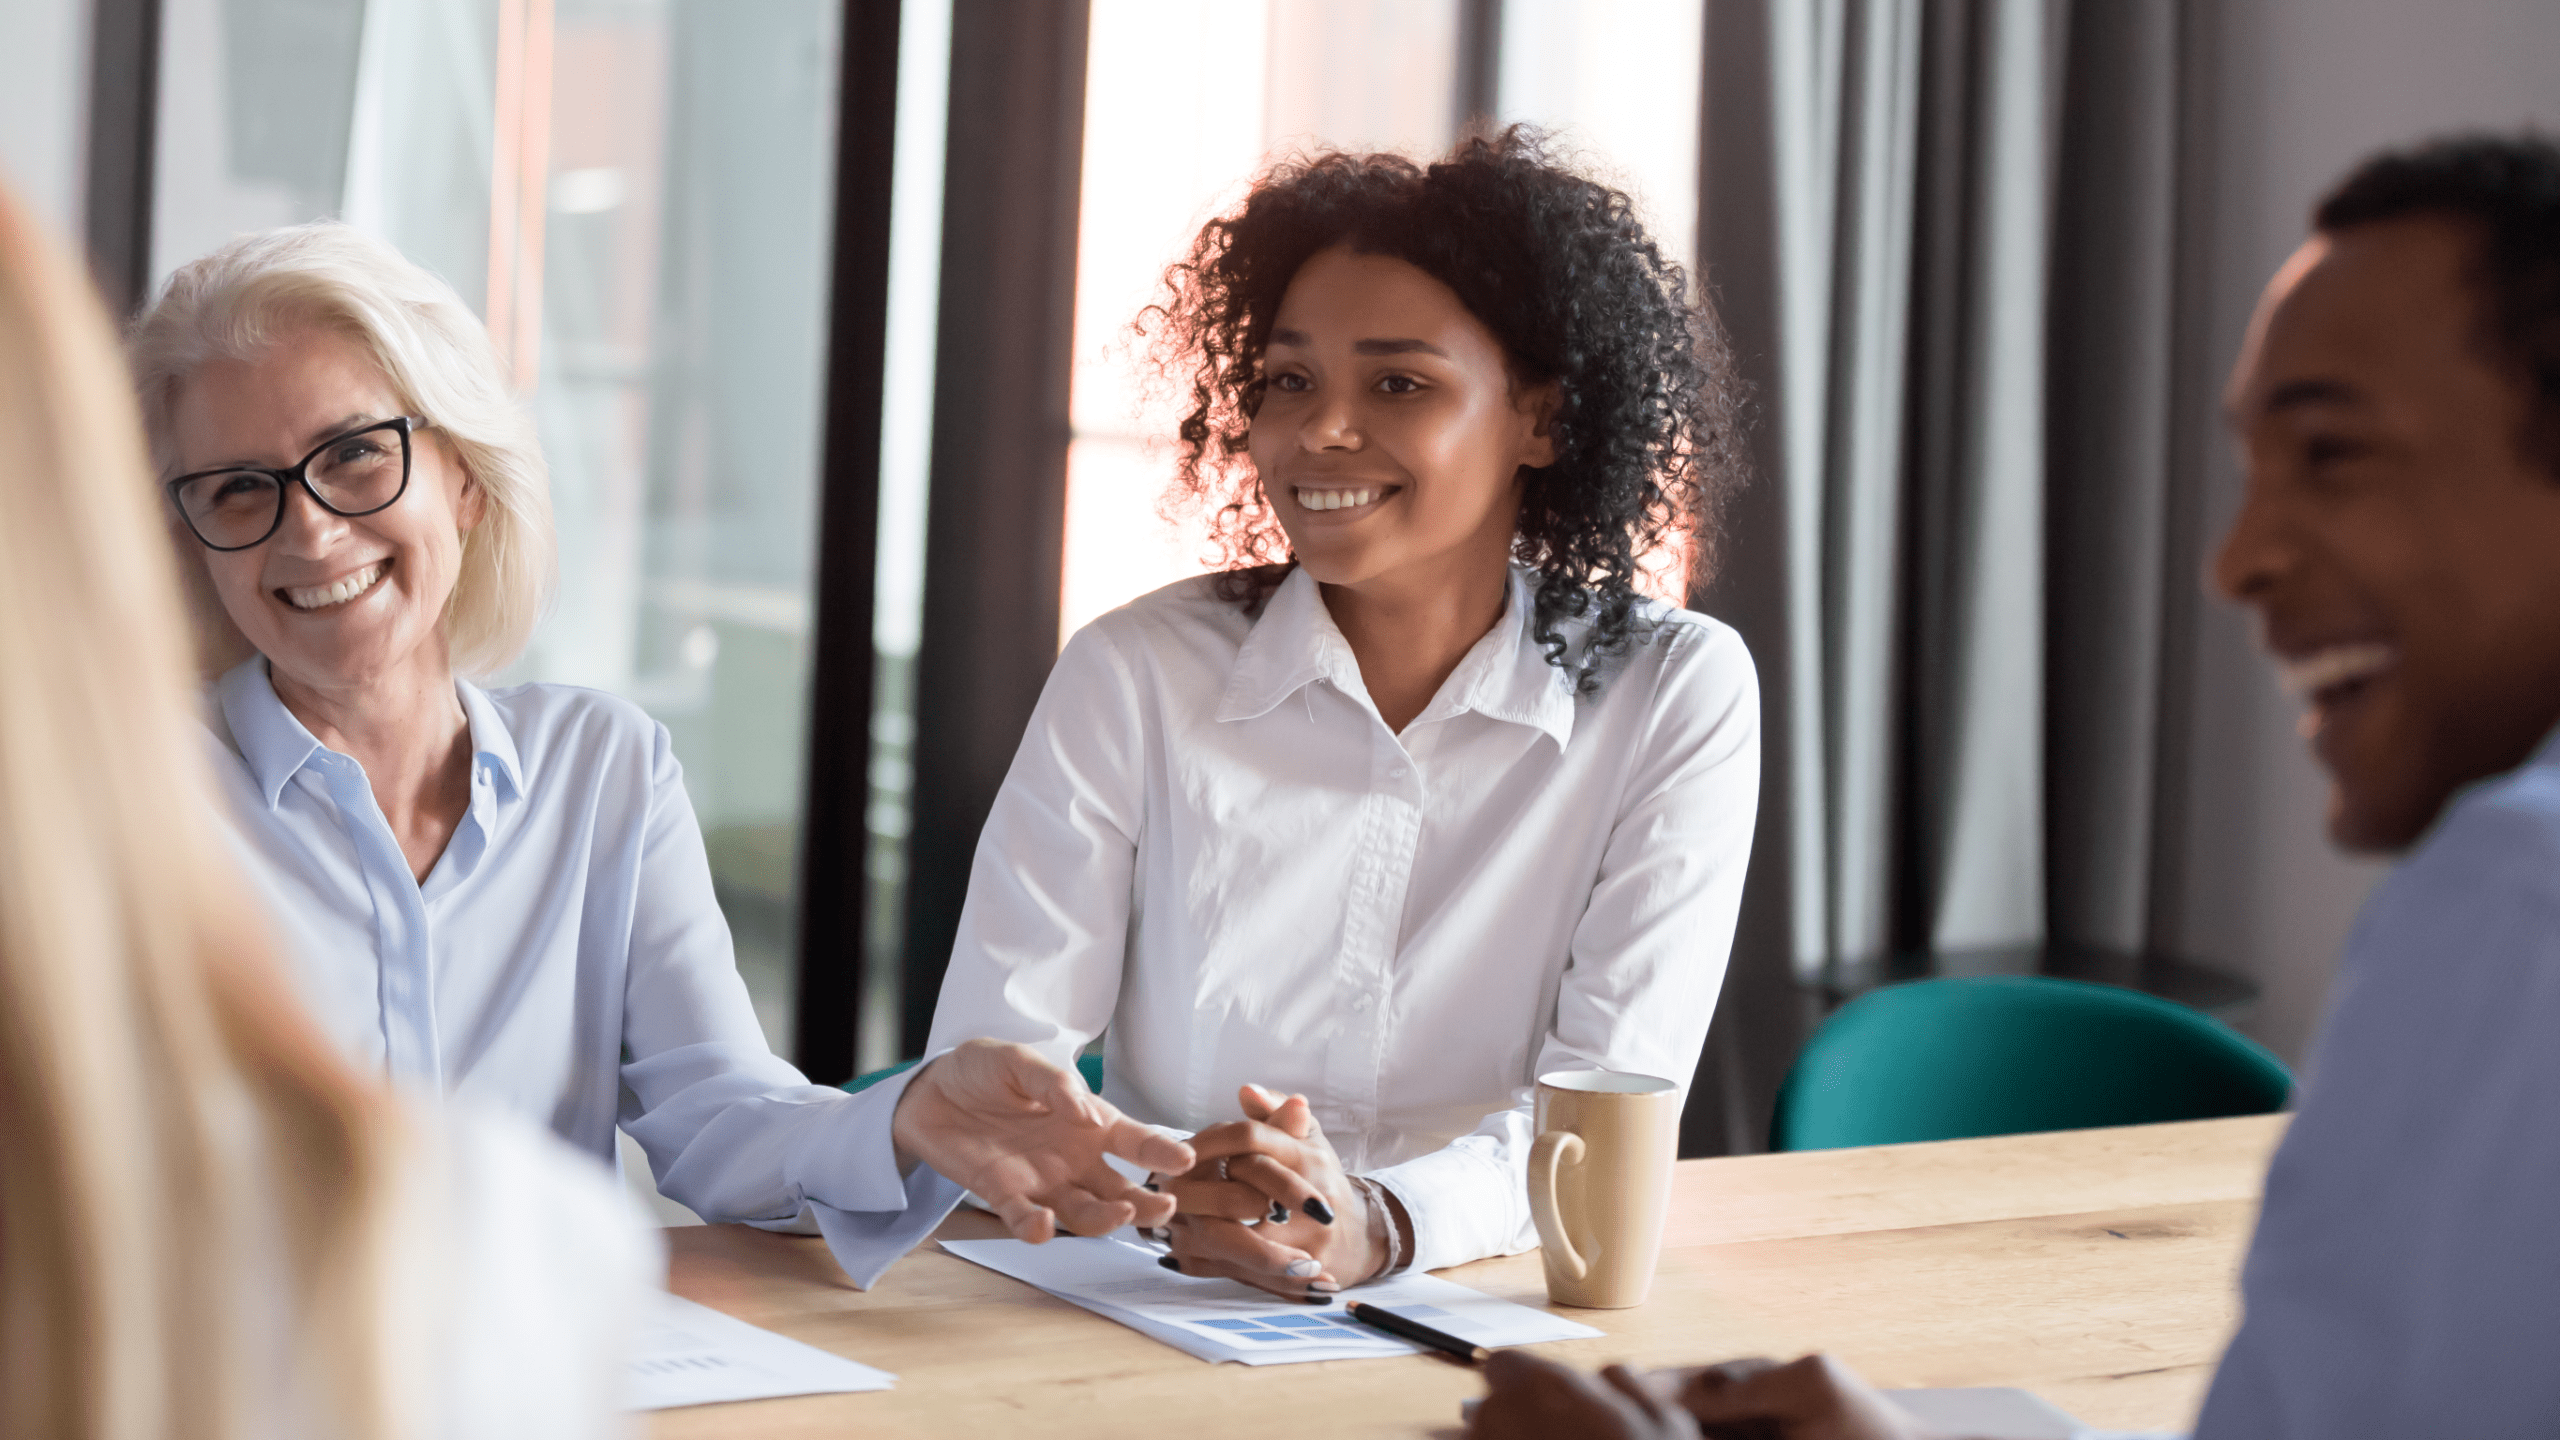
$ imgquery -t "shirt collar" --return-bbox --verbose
[456,678,524,804]
[213,658,523,808]
[216,659,329,809]
[1215,564,1577,747]
[1216,566,1359,724]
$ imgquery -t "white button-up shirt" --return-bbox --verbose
[208,659,956,1286]
[927,566,1759,1272]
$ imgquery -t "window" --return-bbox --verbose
[1057,0,1704,641]
[150,0,847,1054]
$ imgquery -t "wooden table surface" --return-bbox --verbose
[654,1113,2286,1438]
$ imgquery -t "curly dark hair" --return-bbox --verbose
[2316,131,2560,478]
[1138,126,1748,694]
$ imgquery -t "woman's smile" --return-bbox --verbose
[1290,484,1402,515]
[277,557,392,612]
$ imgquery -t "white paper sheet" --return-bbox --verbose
[941,1233,1603,1366]
[1882,1387,2084,1438]
[1889,1388,2184,1440]
[623,1291,896,1411]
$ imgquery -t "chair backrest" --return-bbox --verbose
[1771,976,2292,1152]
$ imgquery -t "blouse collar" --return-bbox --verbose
[1215,564,1577,748]
[214,657,524,810]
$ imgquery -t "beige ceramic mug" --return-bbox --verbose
[1528,1069,1680,1308]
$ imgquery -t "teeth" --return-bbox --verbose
[1297,488,1379,512]
[285,562,386,612]
[2276,642,2397,698]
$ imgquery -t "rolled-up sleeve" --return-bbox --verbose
[1371,625,1760,1273]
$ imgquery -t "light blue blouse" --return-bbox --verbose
[207,658,954,1286]
[2193,727,2560,1437]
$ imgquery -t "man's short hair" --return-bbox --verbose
[2315,133,2560,479]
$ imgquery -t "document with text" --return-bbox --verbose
[941,1234,1602,1366]
[624,1291,896,1410]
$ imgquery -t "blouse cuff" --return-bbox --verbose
[787,1061,968,1288]
[1367,1138,1532,1276]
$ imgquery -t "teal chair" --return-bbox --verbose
[1771,975,2292,1152]
[844,1053,1105,1095]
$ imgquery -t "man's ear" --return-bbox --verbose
[1517,380,1563,469]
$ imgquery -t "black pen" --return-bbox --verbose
[1344,1301,1491,1364]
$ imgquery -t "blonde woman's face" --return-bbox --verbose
[170,326,483,695]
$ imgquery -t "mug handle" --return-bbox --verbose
[1529,1130,1588,1281]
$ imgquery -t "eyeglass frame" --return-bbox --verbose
[164,415,427,553]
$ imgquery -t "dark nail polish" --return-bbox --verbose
[1143,1180,1160,1192]
[1302,1290,1335,1305]
[1157,1255,1183,1272]
[1304,1197,1335,1225]
[1269,1201,1291,1225]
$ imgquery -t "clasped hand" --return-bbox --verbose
[1466,1351,1925,1440]
[1155,1084,1397,1301]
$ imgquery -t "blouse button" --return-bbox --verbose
[1352,994,1374,1012]
[1389,765,1409,779]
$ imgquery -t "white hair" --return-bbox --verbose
[128,223,555,677]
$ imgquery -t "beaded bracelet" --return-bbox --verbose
[1353,1174,1403,1280]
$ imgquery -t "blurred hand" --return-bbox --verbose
[1159,1084,1392,1299]
[889,1039,1193,1243]
[1669,1355,1922,1440]
[1468,1351,1702,1440]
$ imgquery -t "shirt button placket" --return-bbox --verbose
[1356,743,1423,1136]
[328,759,440,1087]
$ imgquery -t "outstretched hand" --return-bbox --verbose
[889,1039,1193,1243]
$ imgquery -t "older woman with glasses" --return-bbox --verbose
[132,223,1189,1283]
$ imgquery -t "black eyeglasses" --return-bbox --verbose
[165,416,424,552]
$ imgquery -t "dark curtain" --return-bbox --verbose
[1681,0,2204,1156]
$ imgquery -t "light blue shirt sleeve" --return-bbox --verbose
[2192,747,2560,1438]
[209,662,967,1289]
[549,722,972,1288]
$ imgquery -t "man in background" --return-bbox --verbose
[1469,131,2560,1440]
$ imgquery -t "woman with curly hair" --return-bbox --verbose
[926,128,1760,1297]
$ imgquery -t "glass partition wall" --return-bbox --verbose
[151,0,846,1056]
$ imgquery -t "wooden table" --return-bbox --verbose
[655,1114,2286,1438]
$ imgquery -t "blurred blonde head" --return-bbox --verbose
[0,188,409,1437]
[128,222,555,677]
